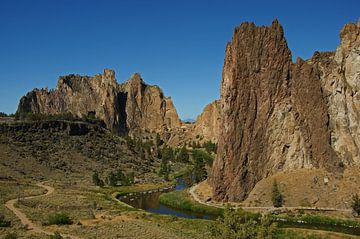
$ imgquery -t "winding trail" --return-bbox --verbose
[189,183,352,213]
[5,182,81,239]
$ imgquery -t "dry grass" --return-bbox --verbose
[245,167,360,211]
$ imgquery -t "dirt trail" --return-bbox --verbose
[5,182,81,239]
[189,183,352,213]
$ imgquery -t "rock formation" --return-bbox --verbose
[210,19,360,201]
[165,100,221,147]
[17,70,182,135]
[192,100,221,143]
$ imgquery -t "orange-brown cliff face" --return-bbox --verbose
[193,100,220,143]
[209,19,360,202]
[17,69,182,135]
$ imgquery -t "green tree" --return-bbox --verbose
[155,133,163,146]
[0,213,10,227]
[92,171,101,186]
[107,171,118,186]
[271,180,284,207]
[203,141,217,154]
[176,146,190,163]
[352,193,360,216]
[210,206,275,239]
[192,150,210,183]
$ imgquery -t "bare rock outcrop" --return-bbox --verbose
[210,19,360,201]
[165,100,221,147]
[17,70,182,135]
[192,100,220,143]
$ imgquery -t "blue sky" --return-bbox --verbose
[0,0,359,119]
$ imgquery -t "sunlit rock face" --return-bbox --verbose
[17,69,182,135]
[210,19,360,202]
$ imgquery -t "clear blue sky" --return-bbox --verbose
[0,0,359,119]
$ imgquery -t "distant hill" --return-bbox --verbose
[182,118,195,124]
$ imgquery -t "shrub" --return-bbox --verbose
[352,193,360,216]
[0,213,11,227]
[209,206,276,239]
[92,171,104,187]
[272,180,284,207]
[159,190,224,216]
[3,233,17,239]
[176,146,190,163]
[47,212,72,225]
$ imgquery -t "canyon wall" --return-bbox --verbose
[210,19,360,201]
[17,70,182,135]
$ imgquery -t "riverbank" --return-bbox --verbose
[159,189,223,217]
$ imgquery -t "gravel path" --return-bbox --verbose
[5,182,81,239]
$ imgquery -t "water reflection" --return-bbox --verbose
[118,174,214,219]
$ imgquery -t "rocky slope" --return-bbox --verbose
[0,120,157,183]
[17,70,182,135]
[210,19,360,201]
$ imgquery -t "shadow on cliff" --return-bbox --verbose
[116,91,128,135]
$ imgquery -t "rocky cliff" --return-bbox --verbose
[210,19,360,201]
[165,100,220,147]
[17,70,182,135]
[193,100,221,143]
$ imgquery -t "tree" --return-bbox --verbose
[210,206,276,239]
[155,133,163,146]
[92,172,104,187]
[107,171,118,186]
[0,213,10,227]
[203,141,217,154]
[192,150,208,183]
[176,146,190,163]
[352,193,360,216]
[271,180,284,207]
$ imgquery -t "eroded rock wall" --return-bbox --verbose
[210,19,360,201]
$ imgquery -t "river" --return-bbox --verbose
[118,174,214,219]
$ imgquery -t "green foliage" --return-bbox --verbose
[47,212,72,225]
[176,146,190,163]
[271,180,284,207]
[192,149,214,183]
[161,147,175,162]
[14,111,104,125]
[210,206,275,239]
[276,213,360,230]
[0,213,11,227]
[352,193,360,216]
[159,190,224,216]
[92,171,104,187]
[158,147,174,180]
[155,133,163,146]
[202,141,217,154]
[3,233,17,239]
[0,112,8,117]
[107,169,134,186]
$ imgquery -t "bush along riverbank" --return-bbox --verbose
[274,214,360,235]
[159,188,360,236]
[159,189,224,217]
